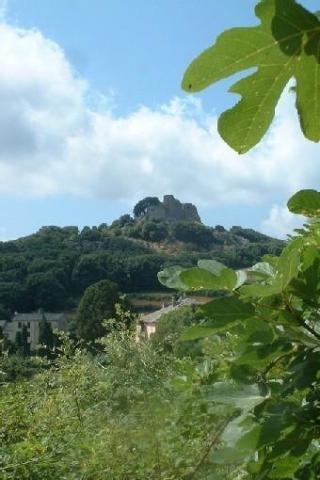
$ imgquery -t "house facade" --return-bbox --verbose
[0,312,67,350]
[138,297,201,340]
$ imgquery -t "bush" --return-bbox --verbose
[172,221,213,247]
[0,333,233,479]
[0,354,49,382]
[141,221,169,242]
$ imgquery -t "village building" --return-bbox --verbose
[138,296,202,339]
[0,312,67,350]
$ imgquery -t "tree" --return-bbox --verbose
[71,254,110,292]
[77,279,120,342]
[133,197,160,218]
[111,214,134,229]
[141,220,169,242]
[80,226,102,242]
[26,273,67,311]
[98,222,109,233]
[0,282,30,311]
[38,314,55,351]
[14,325,30,356]
[172,221,213,247]
[0,303,10,320]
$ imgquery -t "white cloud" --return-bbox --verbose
[261,205,305,239]
[0,19,319,238]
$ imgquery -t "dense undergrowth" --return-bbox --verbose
[0,324,243,480]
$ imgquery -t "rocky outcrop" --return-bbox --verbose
[145,195,201,223]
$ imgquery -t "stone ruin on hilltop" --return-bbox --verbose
[146,195,202,223]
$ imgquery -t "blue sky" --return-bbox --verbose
[0,0,318,239]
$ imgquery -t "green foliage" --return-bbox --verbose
[157,265,189,291]
[0,354,48,382]
[77,279,120,341]
[181,266,237,291]
[172,221,213,246]
[14,325,30,356]
[0,303,10,320]
[38,315,56,353]
[159,258,247,293]
[133,196,160,218]
[158,189,320,478]
[230,226,273,243]
[0,194,306,478]
[287,189,320,217]
[1,1,315,476]
[151,305,203,357]
[0,333,240,479]
[182,0,320,153]
[0,210,281,313]
[141,220,169,242]
[26,272,67,311]
[111,214,134,228]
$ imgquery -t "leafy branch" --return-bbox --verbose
[182,0,320,153]
[182,412,238,479]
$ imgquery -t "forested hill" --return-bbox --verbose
[0,198,284,316]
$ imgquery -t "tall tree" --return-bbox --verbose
[38,314,55,352]
[133,197,160,218]
[77,280,120,342]
[14,325,30,356]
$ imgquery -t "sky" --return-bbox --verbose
[0,0,318,240]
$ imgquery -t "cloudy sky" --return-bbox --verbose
[0,0,318,239]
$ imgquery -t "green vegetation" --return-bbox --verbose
[38,315,56,351]
[0,206,282,315]
[3,1,320,477]
[13,325,30,356]
[76,280,135,342]
[133,196,161,218]
[0,327,244,479]
[151,305,203,358]
[158,190,320,478]
[182,0,320,153]
[5,185,319,478]
[77,279,120,341]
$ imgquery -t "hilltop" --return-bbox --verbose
[134,195,201,223]
[0,195,284,315]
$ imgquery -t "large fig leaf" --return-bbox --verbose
[202,296,255,322]
[182,0,320,153]
[197,259,226,275]
[181,297,254,340]
[287,189,320,217]
[157,266,189,291]
[180,267,237,291]
[206,382,269,410]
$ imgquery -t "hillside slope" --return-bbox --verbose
[0,198,284,314]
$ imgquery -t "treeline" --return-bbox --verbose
[0,217,284,314]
